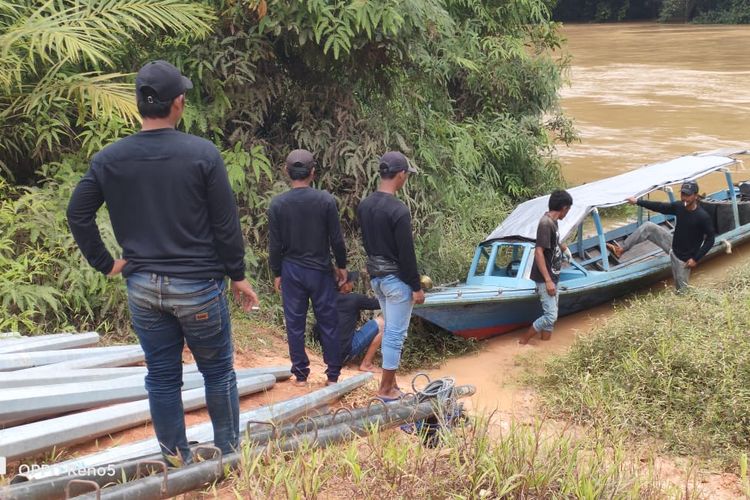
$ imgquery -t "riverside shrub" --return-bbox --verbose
[539,271,750,466]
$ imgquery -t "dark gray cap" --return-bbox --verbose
[378,151,417,174]
[135,60,192,102]
[680,180,699,195]
[285,149,317,170]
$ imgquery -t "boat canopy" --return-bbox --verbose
[485,154,740,243]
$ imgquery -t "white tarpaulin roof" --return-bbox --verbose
[485,154,739,243]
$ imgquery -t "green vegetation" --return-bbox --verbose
[0,0,215,182]
[0,172,129,334]
[1,0,570,340]
[223,416,692,498]
[538,266,750,467]
[552,0,750,23]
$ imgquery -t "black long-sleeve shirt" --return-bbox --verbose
[267,187,347,276]
[314,292,380,359]
[67,128,246,280]
[637,199,715,261]
[357,191,420,291]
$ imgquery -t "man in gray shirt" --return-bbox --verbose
[519,190,573,345]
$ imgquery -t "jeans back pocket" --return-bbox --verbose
[176,295,224,340]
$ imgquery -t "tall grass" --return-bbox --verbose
[225,415,690,499]
[538,266,750,467]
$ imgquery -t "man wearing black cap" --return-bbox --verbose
[67,60,259,463]
[312,271,384,373]
[357,151,423,400]
[268,149,348,386]
[607,180,715,291]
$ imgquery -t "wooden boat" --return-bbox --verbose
[413,149,749,339]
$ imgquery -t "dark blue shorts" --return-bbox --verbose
[344,319,380,363]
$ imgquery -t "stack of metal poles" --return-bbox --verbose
[1,374,474,500]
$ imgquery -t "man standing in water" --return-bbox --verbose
[268,149,348,387]
[358,151,423,400]
[519,190,573,345]
[67,60,259,463]
[607,180,715,291]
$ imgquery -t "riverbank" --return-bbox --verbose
[3,273,746,498]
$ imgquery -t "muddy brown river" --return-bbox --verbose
[424,23,750,412]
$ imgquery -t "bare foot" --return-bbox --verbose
[325,380,337,386]
[292,379,308,388]
[358,363,381,374]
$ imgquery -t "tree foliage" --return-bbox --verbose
[176,0,570,276]
[1,0,572,334]
[0,169,128,333]
[0,0,215,181]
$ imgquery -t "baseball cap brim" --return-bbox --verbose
[181,76,193,92]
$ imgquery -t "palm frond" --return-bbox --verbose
[1,0,215,69]
[0,0,20,15]
[1,0,115,66]
[0,51,23,91]
[86,0,215,37]
[22,71,140,126]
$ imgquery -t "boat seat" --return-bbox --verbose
[616,240,663,264]
[580,249,607,271]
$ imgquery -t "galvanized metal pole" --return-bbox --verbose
[3,380,470,500]
[0,346,139,371]
[19,346,145,372]
[79,389,473,500]
[0,332,100,354]
[0,367,276,427]
[0,374,198,427]
[0,366,146,388]
[15,372,373,482]
[0,375,277,461]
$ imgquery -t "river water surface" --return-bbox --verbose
[423,23,750,412]
[558,23,750,184]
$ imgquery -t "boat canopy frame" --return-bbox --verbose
[485,152,744,244]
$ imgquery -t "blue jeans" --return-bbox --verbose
[281,260,341,382]
[371,275,413,370]
[344,319,380,363]
[532,281,559,333]
[126,273,239,459]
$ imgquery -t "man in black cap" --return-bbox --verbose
[313,271,384,373]
[357,151,423,400]
[607,180,715,291]
[268,149,348,386]
[67,61,259,462]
